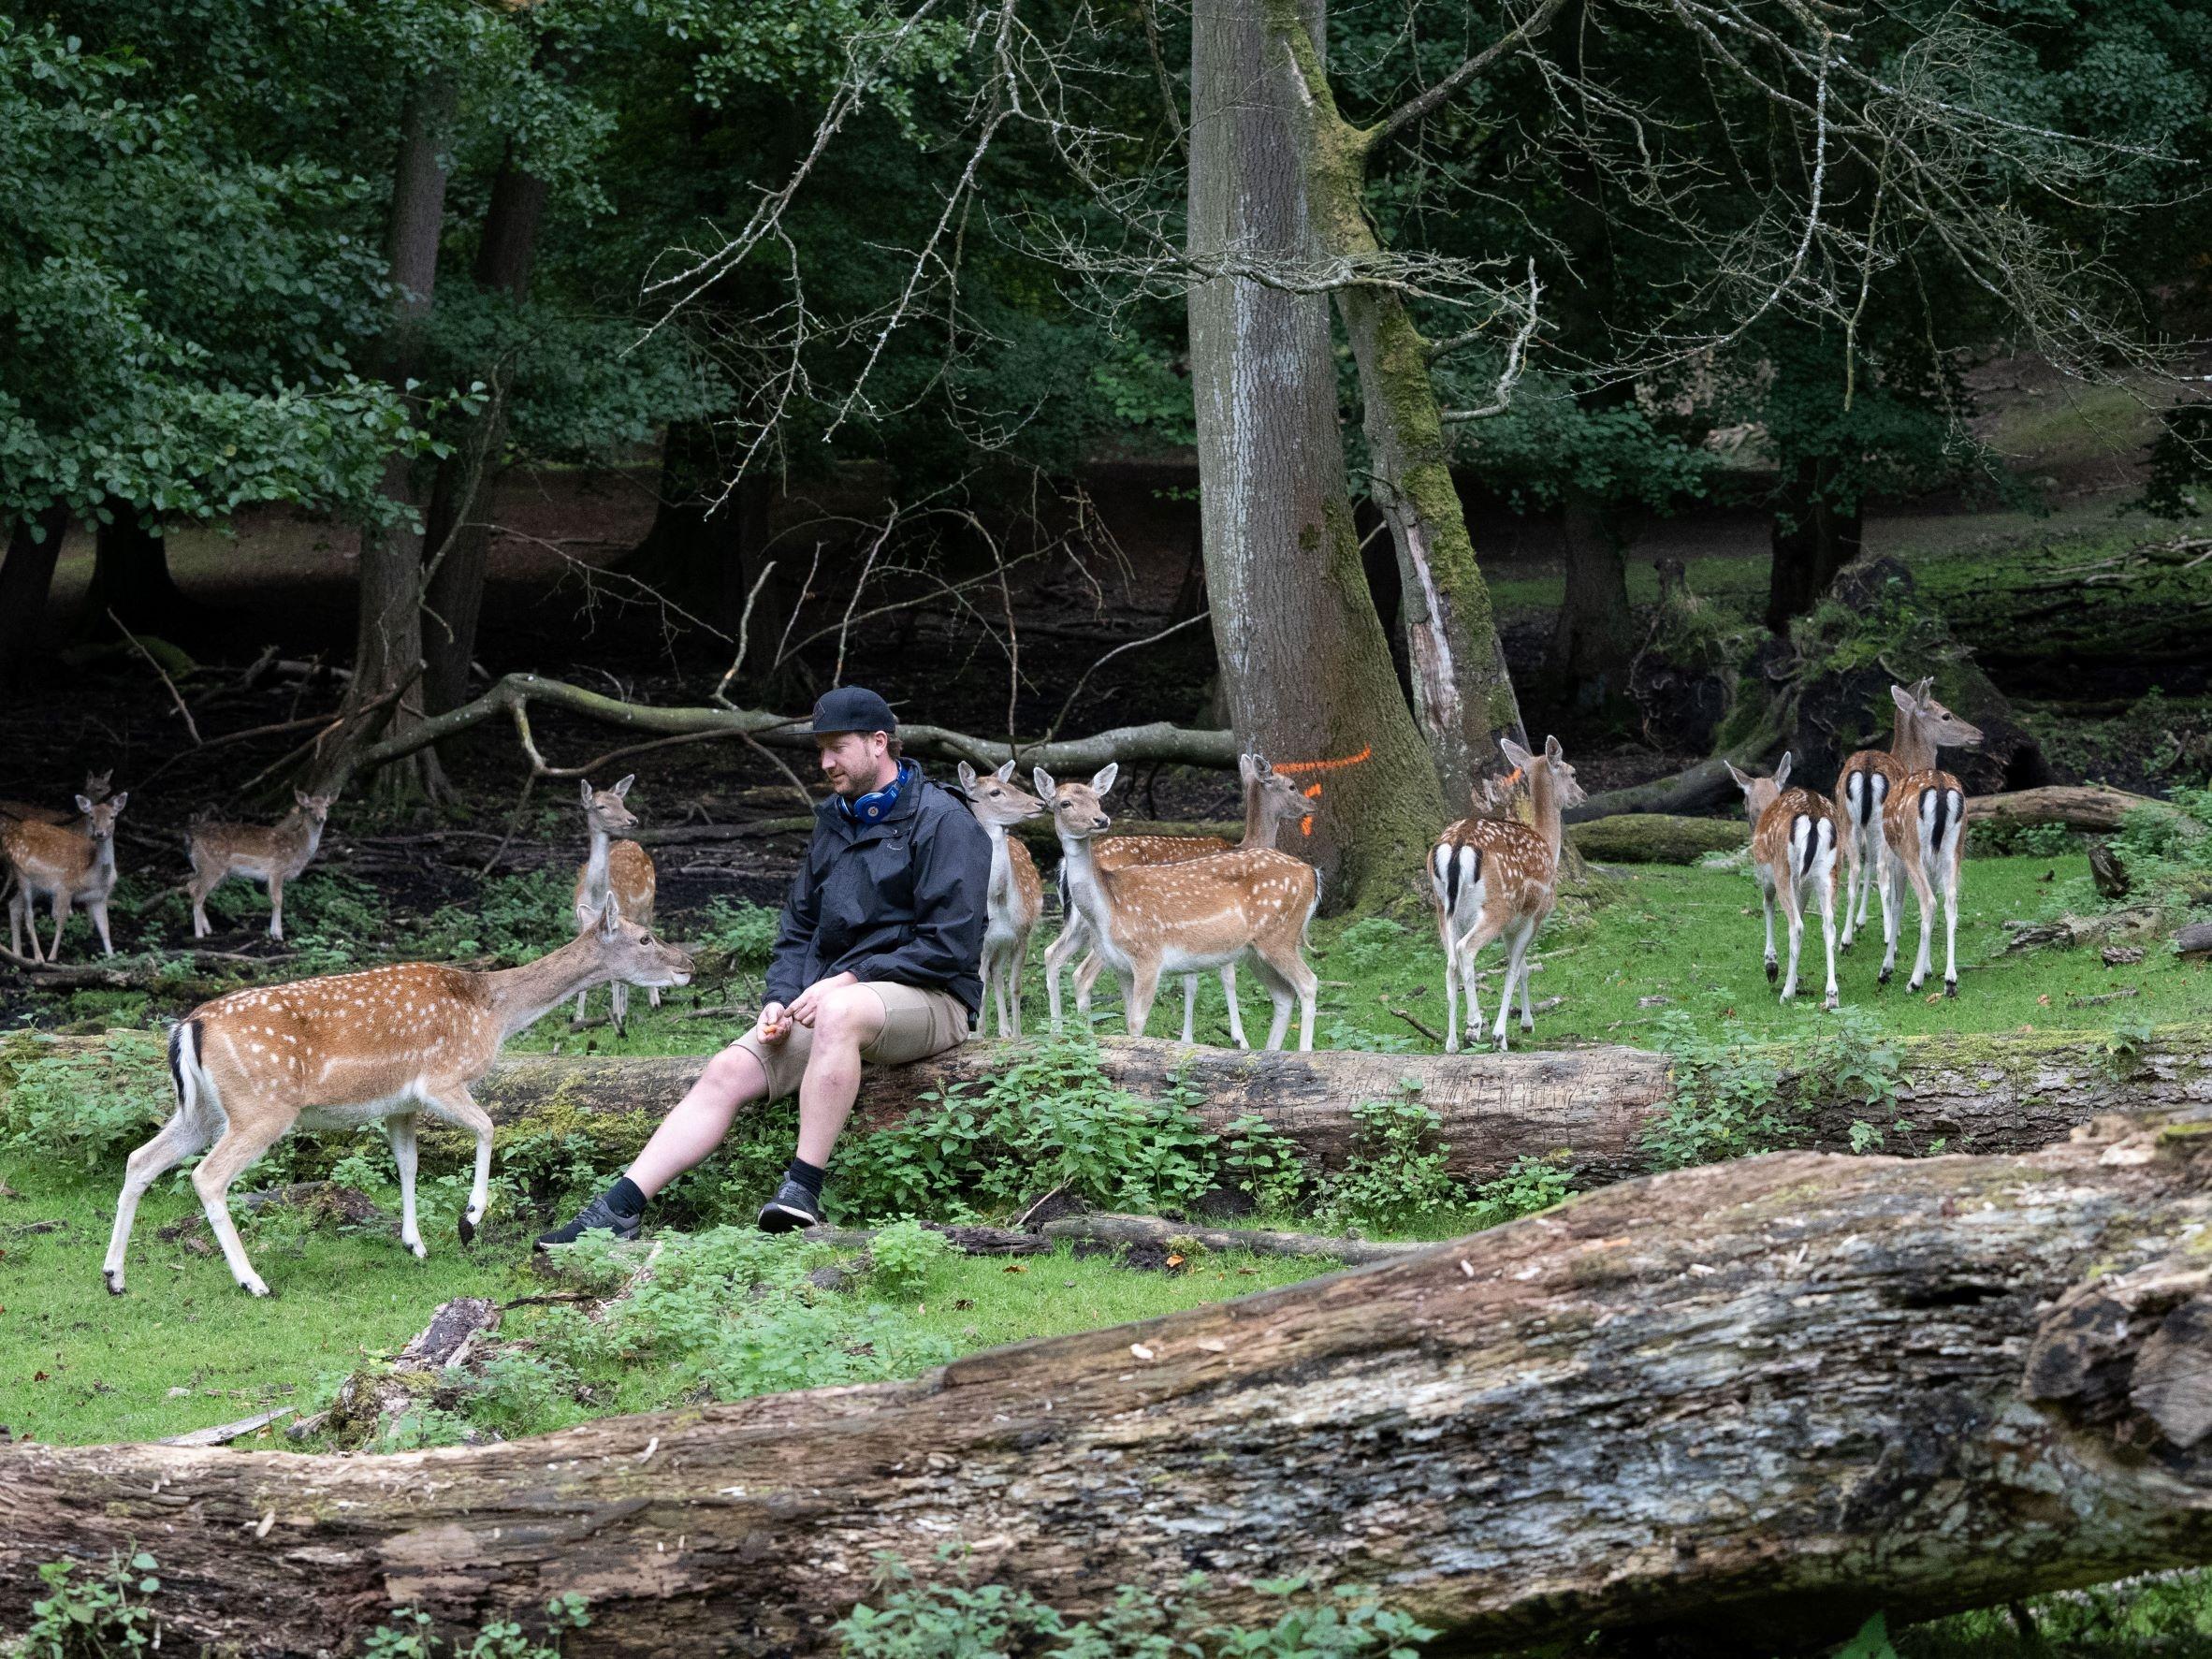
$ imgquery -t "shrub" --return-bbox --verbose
[0,1033,170,1172]
[1222,1113,1309,1217]
[697,896,781,966]
[868,1218,953,1297]
[1316,1090,1461,1233]
[1466,1154,1576,1229]
[11,1552,164,1658]
[1644,1008,1900,1170]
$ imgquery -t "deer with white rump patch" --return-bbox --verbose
[103,901,693,1297]
[1045,752,1308,1047]
[956,760,1045,1038]
[3,793,127,960]
[1725,753,1841,1009]
[1880,758,1974,997]
[1429,737,1583,1054]
[573,775,660,1034]
[1038,763,1319,1050]
[185,790,334,940]
[1833,679,1983,950]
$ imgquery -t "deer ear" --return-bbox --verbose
[296,789,313,808]
[109,793,126,814]
[1089,762,1118,797]
[1498,736,1535,773]
[1773,752,1793,790]
[1891,683,1919,717]
[1032,767,1056,800]
[613,775,634,798]
[1724,762,1755,794]
[597,895,623,936]
[1254,753,1273,776]
[1545,734,1564,764]
[580,779,596,806]
[75,795,92,814]
[956,762,978,793]
[995,758,1016,781]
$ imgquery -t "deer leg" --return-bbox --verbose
[1244,955,1295,1053]
[189,872,213,939]
[1519,941,1538,1032]
[574,988,589,1026]
[1491,923,1535,1052]
[1179,973,1200,1044]
[48,892,70,961]
[90,898,115,957]
[104,1109,215,1294]
[1042,919,1088,1034]
[421,1084,496,1245]
[1818,867,1841,1011]
[1123,959,1162,1038]
[193,1115,295,1296]
[1876,841,1902,986]
[1263,939,1319,1053]
[1454,915,1506,1047]
[1760,877,1778,985]
[1008,936,1027,1041]
[1942,856,1962,997]
[386,1113,428,1259]
[1837,834,1860,950]
[1438,910,1463,1055]
[1777,878,1805,1002]
[267,875,284,942]
[1074,950,1108,1027]
[1219,965,1247,1050]
[1902,850,1938,993]
[611,980,630,1038]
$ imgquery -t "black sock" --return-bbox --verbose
[784,1157,826,1199]
[604,1176,647,1219]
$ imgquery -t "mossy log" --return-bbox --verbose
[1564,813,1748,865]
[1966,784,2190,835]
[16,1026,2209,1191]
[8,1117,2212,1654]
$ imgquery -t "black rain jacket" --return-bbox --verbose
[763,765,992,1018]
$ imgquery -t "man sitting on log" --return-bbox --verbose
[537,687,991,1243]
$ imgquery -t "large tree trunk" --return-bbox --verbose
[1187,0,1445,909]
[0,506,69,688]
[421,148,550,717]
[1260,12,1527,796]
[1544,500,1637,716]
[618,420,779,652]
[80,513,195,640]
[1765,456,1863,633]
[9,1117,2212,1656]
[329,77,458,802]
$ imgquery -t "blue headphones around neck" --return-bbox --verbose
[841,760,911,824]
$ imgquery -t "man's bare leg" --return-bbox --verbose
[629,1043,774,1198]
[794,985,886,1167]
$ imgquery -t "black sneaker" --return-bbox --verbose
[756,1179,823,1233]
[534,1193,642,1252]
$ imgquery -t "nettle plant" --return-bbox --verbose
[1643,1009,1903,1170]
[1316,1087,1463,1234]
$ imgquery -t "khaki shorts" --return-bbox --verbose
[732,981,971,1100]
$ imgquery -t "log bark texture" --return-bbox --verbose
[1565,812,1749,864]
[461,1025,2209,1187]
[9,1117,2212,1655]
[1966,785,2191,835]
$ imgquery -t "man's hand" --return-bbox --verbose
[788,971,859,1028]
[756,1001,794,1042]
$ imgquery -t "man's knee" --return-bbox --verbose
[703,1041,768,1097]
[813,984,881,1046]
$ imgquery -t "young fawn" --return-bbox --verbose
[4,793,127,960]
[185,789,334,940]
[1834,679,1983,949]
[103,902,693,1297]
[1726,753,1841,1009]
[1429,737,1583,1053]
[0,768,113,826]
[572,775,659,1034]
[1047,753,1308,1047]
[1038,763,1319,1051]
[956,760,1046,1038]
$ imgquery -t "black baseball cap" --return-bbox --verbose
[810,686,897,736]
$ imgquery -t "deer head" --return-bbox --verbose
[1239,753,1308,833]
[75,793,127,843]
[579,774,639,837]
[1892,681,1985,753]
[1725,753,1793,824]
[1500,735,1588,811]
[1034,763,1116,842]
[957,759,1045,830]
[575,896,693,991]
[82,770,113,803]
[291,789,335,831]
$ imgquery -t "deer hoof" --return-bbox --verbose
[104,1271,125,1296]
[1877,968,1892,987]
[458,1214,477,1246]
[1824,993,1840,1011]
[1943,980,1957,999]
[1765,958,1779,984]
[239,1277,270,1298]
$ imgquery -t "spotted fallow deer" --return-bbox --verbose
[4,793,127,960]
[1725,753,1841,1009]
[103,902,693,1298]
[186,790,334,940]
[1037,763,1319,1051]
[1834,680,1983,950]
[572,775,659,1034]
[1046,752,1308,1048]
[0,768,113,826]
[1429,737,1583,1054]
[956,760,1045,1039]
[1880,759,1973,997]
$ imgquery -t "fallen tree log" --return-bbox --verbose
[8,1115,2212,1655]
[1967,784,2196,836]
[1564,812,1748,865]
[18,1026,2210,1191]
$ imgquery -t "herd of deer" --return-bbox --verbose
[70,680,1979,1295]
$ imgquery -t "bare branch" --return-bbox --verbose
[1367,0,1574,150]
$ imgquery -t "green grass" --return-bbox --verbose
[0,1157,1327,1448]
